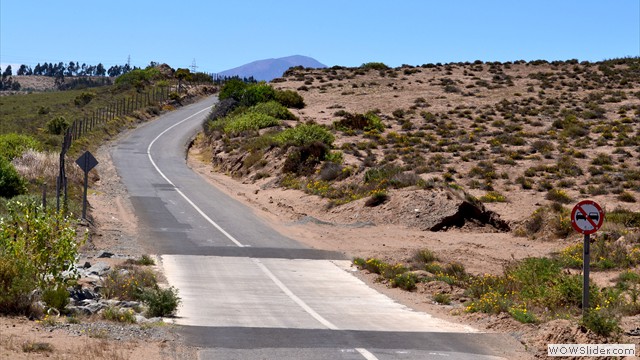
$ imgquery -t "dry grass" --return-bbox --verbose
[12,149,85,186]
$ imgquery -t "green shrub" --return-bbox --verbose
[74,91,96,106]
[324,151,343,164]
[218,78,248,102]
[433,293,451,305]
[392,272,417,291]
[333,112,384,133]
[282,142,329,175]
[606,208,640,227]
[115,68,161,89]
[480,191,507,203]
[250,101,296,120]
[140,286,181,317]
[223,112,281,134]
[102,306,136,323]
[241,82,276,107]
[0,133,41,160]
[505,257,561,301]
[0,200,81,289]
[0,157,27,198]
[509,304,537,323]
[546,188,572,204]
[169,92,180,101]
[618,191,636,203]
[356,258,388,274]
[557,238,638,270]
[124,255,155,266]
[360,62,390,71]
[364,190,388,207]
[581,308,621,337]
[274,89,305,109]
[414,249,438,264]
[382,263,408,280]
[274,123,334,147]
[46,116,70,135]
[591,153,613,166]
[0,254,37,315]
[364,165,403,185]
[466,291,512,314]
[101,267,157,301]
[42,286,70,313]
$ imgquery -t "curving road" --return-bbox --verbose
[112,96,523,360]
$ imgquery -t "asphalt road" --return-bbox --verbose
[112,96,522,360]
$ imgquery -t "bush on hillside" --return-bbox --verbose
[282,142,330,175]
[218,78,248,102]
[46,116,70,135]
[0,157,27,198]
[241,82,276,107]
[361,62,390,71]
[223,112,281,135]
[0,133,41,161]
[274,123,334,148]
[73,91,96,106]
[250,101,297,120]
[115,68,162,90]
[274,89,305,109]
[333,112,384,133]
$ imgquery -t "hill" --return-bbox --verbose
[216,55,326,81]
[194,58,640,356]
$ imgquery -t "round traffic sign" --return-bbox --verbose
[571,200,604,235]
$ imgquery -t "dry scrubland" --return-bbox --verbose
[198,59,640,356]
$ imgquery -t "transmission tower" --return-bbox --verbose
[191,58,198,73]
[127,55,131,68]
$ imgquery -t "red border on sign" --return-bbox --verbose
[571,200,604,235]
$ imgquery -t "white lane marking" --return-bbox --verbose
[253,258,380,360]
[356,348,379,360]
[147,105,246,248]
[252,258,338,330]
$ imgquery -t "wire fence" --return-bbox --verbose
[54,80,205,213]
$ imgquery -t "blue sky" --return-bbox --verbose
[1,0,638,73]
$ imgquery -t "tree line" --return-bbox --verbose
[1,61,142,78]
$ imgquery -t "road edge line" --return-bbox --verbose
[147,104,246,248]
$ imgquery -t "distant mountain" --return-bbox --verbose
[216,55,326,82]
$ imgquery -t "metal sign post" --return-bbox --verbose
[75,151,98,220]
[583,233,590,313]
[570,200,604,318]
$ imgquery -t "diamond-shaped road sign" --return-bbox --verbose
[76,151,98,173]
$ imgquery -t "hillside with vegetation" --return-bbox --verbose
[195,58,640,354]
[0,64,215,358]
